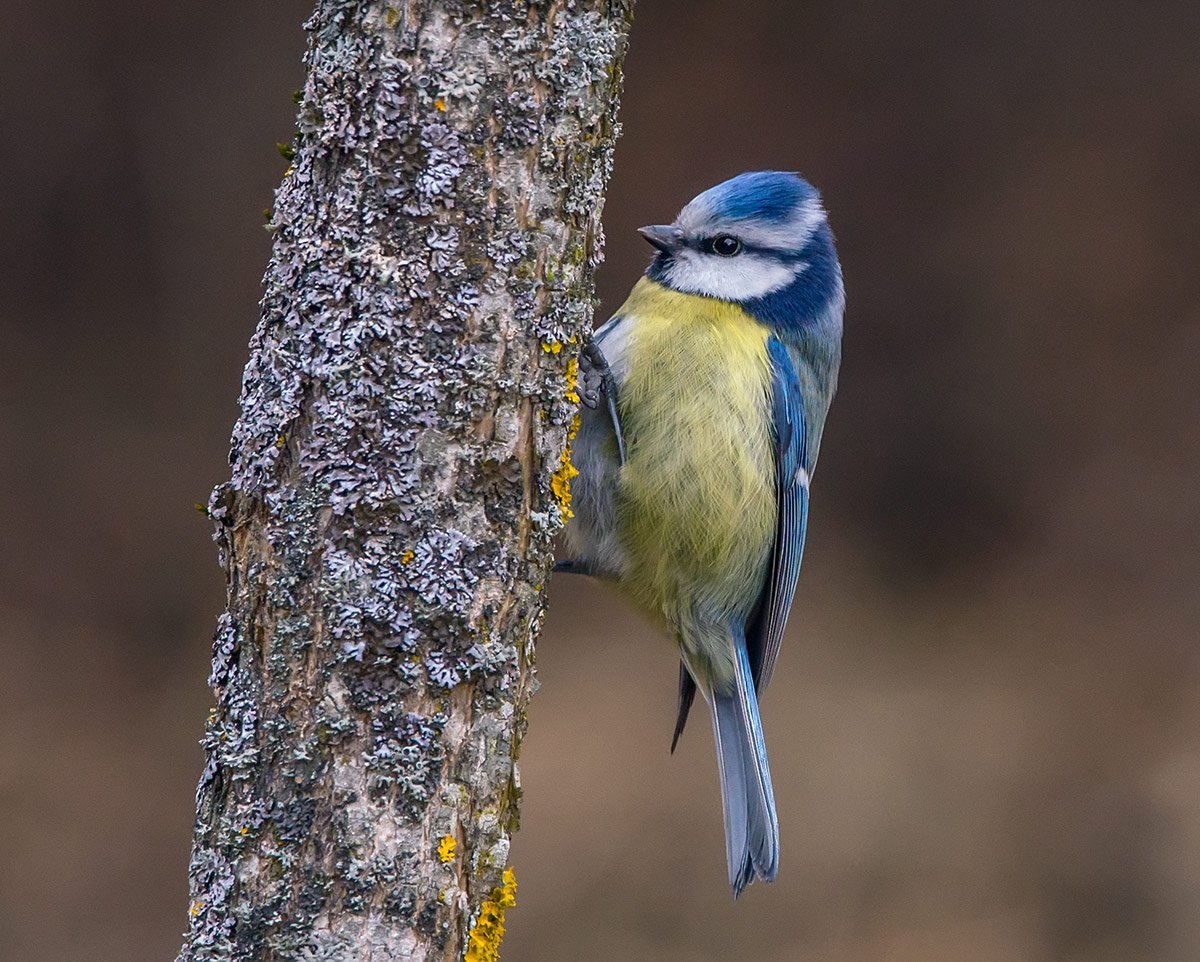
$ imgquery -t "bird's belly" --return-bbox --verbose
[615,298,776,625]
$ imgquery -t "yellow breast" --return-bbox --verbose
[614,278,776,630]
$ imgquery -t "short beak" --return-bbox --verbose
[638,224,684,253]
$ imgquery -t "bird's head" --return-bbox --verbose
[641,171,841,325]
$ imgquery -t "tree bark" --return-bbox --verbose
[177,2,632,959]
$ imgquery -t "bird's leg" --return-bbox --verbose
[552,559,596,575]
[579,339,626,465]
[577,340,608,409]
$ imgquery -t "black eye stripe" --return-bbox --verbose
[702,234,742,256]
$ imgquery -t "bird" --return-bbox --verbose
[556,170,844,896]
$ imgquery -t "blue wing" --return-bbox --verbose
[746,337,810,693]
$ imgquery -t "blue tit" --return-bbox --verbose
[558,171,844,896]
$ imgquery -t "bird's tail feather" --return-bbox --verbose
[709,639,779,897]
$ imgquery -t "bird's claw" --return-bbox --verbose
[577,338,627,464]
[578,341,608,411]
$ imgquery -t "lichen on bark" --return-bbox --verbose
[177,2,633,959]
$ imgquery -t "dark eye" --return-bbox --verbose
[707,235,742,257]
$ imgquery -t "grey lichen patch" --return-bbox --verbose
[363,709,446,812]
[179,1,633,960]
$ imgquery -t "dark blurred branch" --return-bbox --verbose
[176,2,632,958]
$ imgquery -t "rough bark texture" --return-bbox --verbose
[177,2,632,959]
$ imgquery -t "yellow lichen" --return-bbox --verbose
[189,900,203,918]
[550,415,581,520]
[437,835,456,863]
[275,434,286,449]
[465,868,517,962]
[400,550,415,564]
[564,356,580,404]
[434,98,447,112]
[541,340,563,354]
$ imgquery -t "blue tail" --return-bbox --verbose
[709,638,779,897]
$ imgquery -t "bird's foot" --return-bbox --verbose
[578,340,609,411]
[553,558,595,575]
[578,339,627,465]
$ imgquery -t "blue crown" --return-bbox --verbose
[701,171,818,224]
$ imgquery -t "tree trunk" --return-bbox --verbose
[178,2,633,959]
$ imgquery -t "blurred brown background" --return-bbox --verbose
[2,1,1199,960]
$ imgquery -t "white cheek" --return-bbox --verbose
[665,251,799,301]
